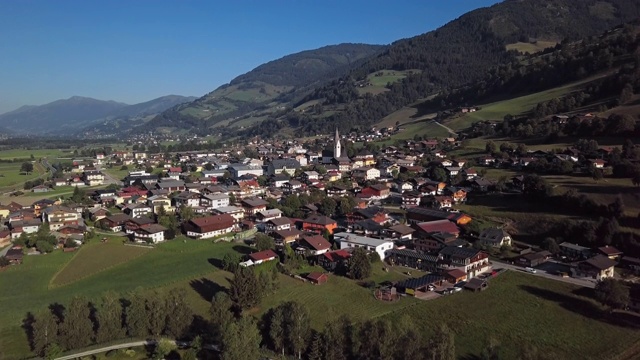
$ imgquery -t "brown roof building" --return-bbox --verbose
[184,214,236,239]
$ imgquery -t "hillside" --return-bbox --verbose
[0,95,196,135]
[226,0,640,139]
[142,43,385,134]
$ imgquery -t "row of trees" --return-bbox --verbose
[27,289,193,358]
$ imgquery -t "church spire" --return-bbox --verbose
[334,127,341,158]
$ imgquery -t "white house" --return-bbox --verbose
[333,232,394,261]
[351,167,381,181]
[201,193,230,210]
[477,228,512,248]
[131,224,167,244]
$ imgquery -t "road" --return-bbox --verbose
[431,120,458,136]
[54,339,219,360]
[97,165,123,187]
[492,260,596,288]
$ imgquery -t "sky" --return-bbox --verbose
[0,0,501,114]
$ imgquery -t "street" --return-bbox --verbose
[492,260,596,288]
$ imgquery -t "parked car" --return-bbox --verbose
[525,267,537,274]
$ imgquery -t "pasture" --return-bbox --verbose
[0,148,70,160]
[505,40,557,54]
[0,162,46,189]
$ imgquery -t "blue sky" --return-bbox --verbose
[0,0,501,113]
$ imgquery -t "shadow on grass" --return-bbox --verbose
[520,285,640,329]
[190,277,228,302]
[22,312,35,352]
[208,257,224,269]
[233,245,252,255]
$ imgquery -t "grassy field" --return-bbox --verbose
[0,148,71,160]
[505,40,557,54]
[0,238,246,359]
[50,238,152,287]
[2,236,640,359]
[443,75,608,132]
[0,162,46,189]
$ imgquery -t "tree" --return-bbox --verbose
[229,267,262,310]
[283,302,310,359]
[523,174,553,200]
[221,252,240,272]
[221,316,261,360]
[338,196,357,216]
[126,291,148,338]
[255,233,275,251]
[485,141,496,154]
[428,324,455,360]
[210,292,234,343]
[348,247,372,280]
[146,291,168,336]
[32,310,59,357]
[180,205,195,223]
[96,292,125,343]
[153,338,177,360]
[608,196,625,220]
[59,296,94,350]
[319,197,337,217]
[268,306,286,357]
[21,162,34,174]
[44,343,63,360]
[308,332,323,360]
[541,238,560,255]
[165,288,193,339]
[594,278,630,309]
[431,167,448,182]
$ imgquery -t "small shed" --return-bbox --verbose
[464,278,488,292]
[306,272,329,285]
[5,247,24,264]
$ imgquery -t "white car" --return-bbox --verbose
[525,267,537,274]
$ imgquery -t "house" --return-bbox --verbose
[270,174,290,188]
[123,203,153,218]
[384,224,415,240]
[256,209,283,222]
[241,198,268,216]
[248,249,279,265]
[32,185,51,193]
[402,191,422,208]
[559,242,591,260]
[360,184,390,200]
[200,193,230,210]
[41,206,80,231]
[326,184,348,196]
[351,167,380,181]
[156,179,186,193]
[306,272,329,285]
[477,228,512,248]
[451,189,467,203]
[438,246,490,278]
[174,191,201,208]
[299,235,332,256]
[273,229,301,246]
[265,217,291,233]
[351,219,383,236]
[462,168,478,180]
[517,251,551,267]
[98,214,131,232]
[414,220,460,237]
[213,206,245,223]
[301,171,320,182]
[471,178,494,192]
[572,255,616,280]
[406,207,472,226]
[302,214,338,235]
[184,214,236,239]
[334,232,394,261]
[83,170,104,186]
[282,180,303,194]
[228,164,263,179]
[598,246,623,261]
[147,195,173,214]
[130,224,167,244]
[445,167,461,177]
[318,249,351,271]
[267,158,301,176]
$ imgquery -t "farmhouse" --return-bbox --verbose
[298,235,332,256]
[130,224,167,244]
[184,214,236,239]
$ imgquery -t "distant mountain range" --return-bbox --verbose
[138,0,640,138]
[0,95,197,135]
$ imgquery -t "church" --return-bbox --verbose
[321,128,351,165]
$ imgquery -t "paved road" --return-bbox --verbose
[54,339,219,360]
[492,260,596,288]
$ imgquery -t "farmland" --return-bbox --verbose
[0,162,46,189]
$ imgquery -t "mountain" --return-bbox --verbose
[140,43,385,134]
[0,95,196,135]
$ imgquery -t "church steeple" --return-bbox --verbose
[334,128,341,158]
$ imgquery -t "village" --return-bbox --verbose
[1,127,638,309]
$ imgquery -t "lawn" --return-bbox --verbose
[50,238,153,287]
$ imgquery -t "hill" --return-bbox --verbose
[231,0,640,139]
[140,43,384,135]
[0,95,196,135]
